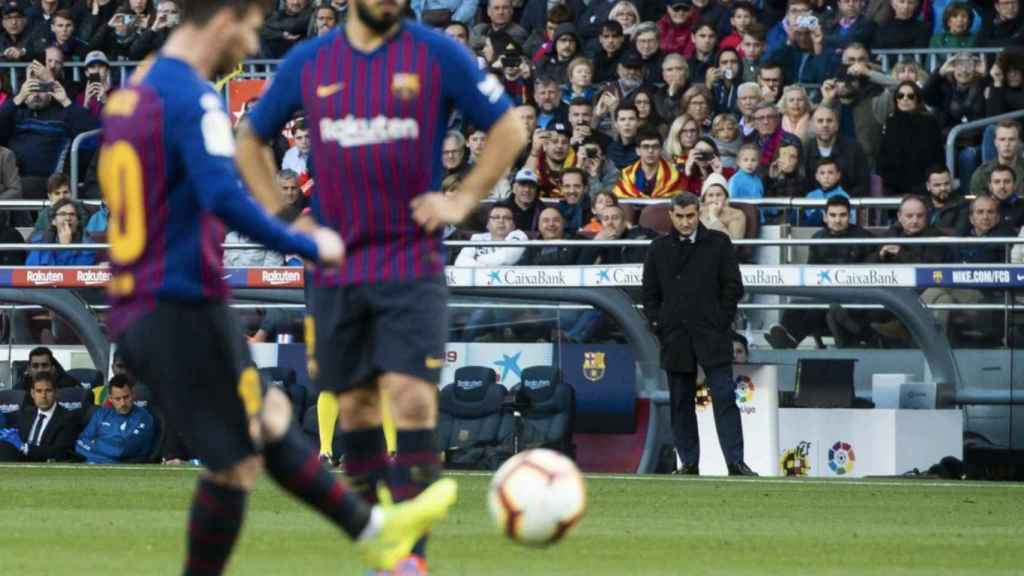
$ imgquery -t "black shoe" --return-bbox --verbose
[673,463,700,475]
[727,461,758,476]
[765,324,798,349]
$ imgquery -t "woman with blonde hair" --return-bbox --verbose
[664,114,701,166]
[680,84,714,133]
[778,85,814,143]
[608,0,641,37]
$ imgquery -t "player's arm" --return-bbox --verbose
[235,45,308,214]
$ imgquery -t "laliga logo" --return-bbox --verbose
[780,441,812,477]
[26,270,65,285]
[261,270,302,286]
[76,269,110,285]
[734,375,756,415]
[828,441,856,475]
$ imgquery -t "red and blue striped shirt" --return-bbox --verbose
[248,22,512,286]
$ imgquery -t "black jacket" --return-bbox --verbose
[10,405,79,462]
[808,224,875,264]
[865,224,948,264]
[878,111,945,197]
[949,222,1016,264]
[802,136,871,198]
[518,242,581,266]
[930,197,970,233]
[642,224,744,372]
[870,17,930,49]
[578,225,657,265]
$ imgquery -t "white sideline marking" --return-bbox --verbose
[1,463,1021,490]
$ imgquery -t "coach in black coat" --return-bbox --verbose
[642,192,755,476]
[0,377,79,462]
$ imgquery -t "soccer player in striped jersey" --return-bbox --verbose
[236,0,527,572]
[99,1,456,574]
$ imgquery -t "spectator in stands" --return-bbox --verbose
[860,59,928,124]
[536,23,579,84]
[0,3,32,62]
[926,165,970,232]
[872,0,931,48]
[802,157,850,229]
[526,121,572,197]
[654,53,689,121]
[75,374,154,464]
[664,113,700,165]
[578,203,657,264]
[680,136,733,193]
[40,44,77,101]
[532,75,567,129]
[779,85,813,144]
[556,167,592,232]
[735,82,761,137]
[681,84,713,133]
[766,0,812,53]
[441,130,467,177]
[710,113,741,168]
[822,0,876,48]
[567,98,604,150]
[84,6,138,62]
[308,5,337,37]
[412,0,476,26]
[224,172,299,268]
[765,141,809,205]
[519,206,580,265]
[0,143,19,200]
[985,48,1024,123]
[977,0,1022,46]
[765,20,837,86]
[577,137,618,197]
[727,143,764,201]
[985,165,1024,228]
[821,44,883,168]
[603,50,646,107]
[970,121,1024,199]
[756,63,784,104]
[718,2,754,51]
[0,371,79,462]
[472,0,528,49]
[878,81,945,197]
[609,1,641,39]
[746,101,801,169]
[614,128,684,198]
[802,105,869,197]
[27,197,96,265]
[606,104,641,170]
[633,23,663,86]
[738,25,765,83]
[562,59,596,105]
[506,168,544,231]
[923,53,986,190]
[930,2,977,47]
[466,128,486,165]
[30,10,87,62]
[25,0,60,35]
[261,0,312,58]
[769,196,873,349]
[687,20,717,82]
[281,118,309,176]
[523,5,571,62]
[75,50,110,119]
[0,61,97,199]
[581,189,619,235]
[18,346,80,390]
[700,173,746,239]
[129,0,179,60]
[592,20,626,84]
[658,0,697,56]
[33,173,86,234]
[631,88,666,137]
[705,47,740,115]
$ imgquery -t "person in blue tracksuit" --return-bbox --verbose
[75,375,154,464]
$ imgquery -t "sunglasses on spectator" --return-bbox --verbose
[896,92,916,101]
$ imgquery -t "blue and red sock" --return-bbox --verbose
[184,478,247,576]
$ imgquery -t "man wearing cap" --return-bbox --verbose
[536,23,579,85]
[615,128,684,198]
[0,3,32,62]
[506,168,544,231]
[75,50,110,118]
[525,121,575,197]
[592,20,625,84]
[610,50,646,101]
[495,36,532,105]
[471,0,527,50]
[658,0,698,55]
[642,192,756,476]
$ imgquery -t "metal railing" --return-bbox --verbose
[874,47,1004,73]
[946,110,1024,182]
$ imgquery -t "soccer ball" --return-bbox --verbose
[487,449,586,546]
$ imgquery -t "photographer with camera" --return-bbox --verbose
[128,0,179,60]
[73,51,110,118]
[765,16,838,85]
[577,138,619,198]
[819,43,884,169]
[705,47,740,115]
[680,136,734,194]
[0,59,96,199]
[489,35,533,105]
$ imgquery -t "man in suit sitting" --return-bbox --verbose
[0,372,79,462]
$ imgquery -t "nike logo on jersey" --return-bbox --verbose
[316,83,344,98]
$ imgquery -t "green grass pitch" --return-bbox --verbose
[1,465,1023,575]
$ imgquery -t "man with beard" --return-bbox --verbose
[237,0,527,570]
[100,1,458,574]
[926,165,970,232]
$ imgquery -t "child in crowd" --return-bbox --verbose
[562,57,596,104]
[728,143,765,200]
[711,113,742,169]
[802,157,850,225]
[929,2,976,48]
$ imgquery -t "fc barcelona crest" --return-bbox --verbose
[583,351,606,381]
[391,73,421,101]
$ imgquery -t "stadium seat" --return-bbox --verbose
[436,366,513,470]
[66,368,103,390]
[638,204,672,235]
[259,367,308,425]
[511,366,575,457]
[301,404,343,457]
[0,389,25,417]
[56,386,92,415]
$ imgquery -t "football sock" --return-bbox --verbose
[263,425,370,540]
[341,426,390,505]
[316,391,340,457]
[183,478,247,576]
[391,429,442,558]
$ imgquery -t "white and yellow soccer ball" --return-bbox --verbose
[487,449,587,546]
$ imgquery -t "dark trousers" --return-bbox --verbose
[667,364,744,466]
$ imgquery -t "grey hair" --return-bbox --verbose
[671,192,700,210]
[444,130,466,148]
[278,169,299,183]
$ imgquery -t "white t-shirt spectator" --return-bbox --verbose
[455,229,528,266]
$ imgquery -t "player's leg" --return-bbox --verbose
[185,457,261,576]
[317,389,340,461]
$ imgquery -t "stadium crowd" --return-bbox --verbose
[0,0,1019,348]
